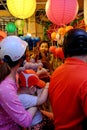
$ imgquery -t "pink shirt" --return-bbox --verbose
[0,76,32,130]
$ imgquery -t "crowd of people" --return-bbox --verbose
[0,28,87,130]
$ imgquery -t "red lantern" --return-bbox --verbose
[46,0,79,26]
[49,46,56,54]
[55,47,64,59]
[0,30,7,41]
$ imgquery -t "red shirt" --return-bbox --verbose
[49,58,87,130]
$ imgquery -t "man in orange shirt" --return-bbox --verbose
[49,28,87,130]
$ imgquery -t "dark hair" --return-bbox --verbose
[39,40,49,48]
[0,62,11,83]
[4,55,20,68]
[0,55,25,83]
[63,28,87,58]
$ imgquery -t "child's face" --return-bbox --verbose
[39,42,48,53]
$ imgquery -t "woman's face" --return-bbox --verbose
[39,42,48,53]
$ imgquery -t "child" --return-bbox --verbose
[38,41,50,70]
[18,69,54,130]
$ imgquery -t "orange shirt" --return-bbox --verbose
[49,58,87,130]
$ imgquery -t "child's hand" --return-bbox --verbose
[45,82,49,89]
[36,88,43,96]
[37,68,51,79]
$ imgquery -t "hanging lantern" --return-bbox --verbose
[7,0,36,19]
[5,22,17,33]
[49,46,56,54]
[51,32,56,40]
[0,30,7,41]
[45,0,79,26]
[15,19,25,35]
[58,27,66,36]
[65,26,73,33]
[84,0,87,26]
[0,30,7,38]
[56,27,66,46]
[55,47,64,59]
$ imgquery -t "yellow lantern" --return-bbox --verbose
[84,0,87,25]
[15,19,25,35]
[51,32,56,40]
[7,0,36,19]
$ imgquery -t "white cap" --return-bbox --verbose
[0,36,28,61]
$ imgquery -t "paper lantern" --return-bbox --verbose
[58,27,66,36]
[84,0,87,25]
[55,47,64,59]
[5,22,17,33]
[49,46,56,54]
[7,0,36,19]
[46,0,79,26]
[15,19,25,35]
[15,19,25,27]
[0,30,7,41]
[0,30,7,38]
[51,32,56,40]
[56,33,62,45]
[65,26,73,33]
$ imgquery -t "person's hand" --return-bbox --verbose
[17,66,25,73]
[45,82,49,89]
[36,88,43,96]
[40,110,54,120]
[37,68,51,79]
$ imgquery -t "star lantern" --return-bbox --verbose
[45,0,79,26]
[7,0,36,19]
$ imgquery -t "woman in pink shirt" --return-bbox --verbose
[0,36,37,130]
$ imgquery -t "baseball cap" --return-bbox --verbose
[19,69,46,88]
[0,36,28,61]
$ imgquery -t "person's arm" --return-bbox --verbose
[36,82,49,105]
[27,107,37,118]
[40,110,54,120]
[18,94,38,109]
[0,83,37,128]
